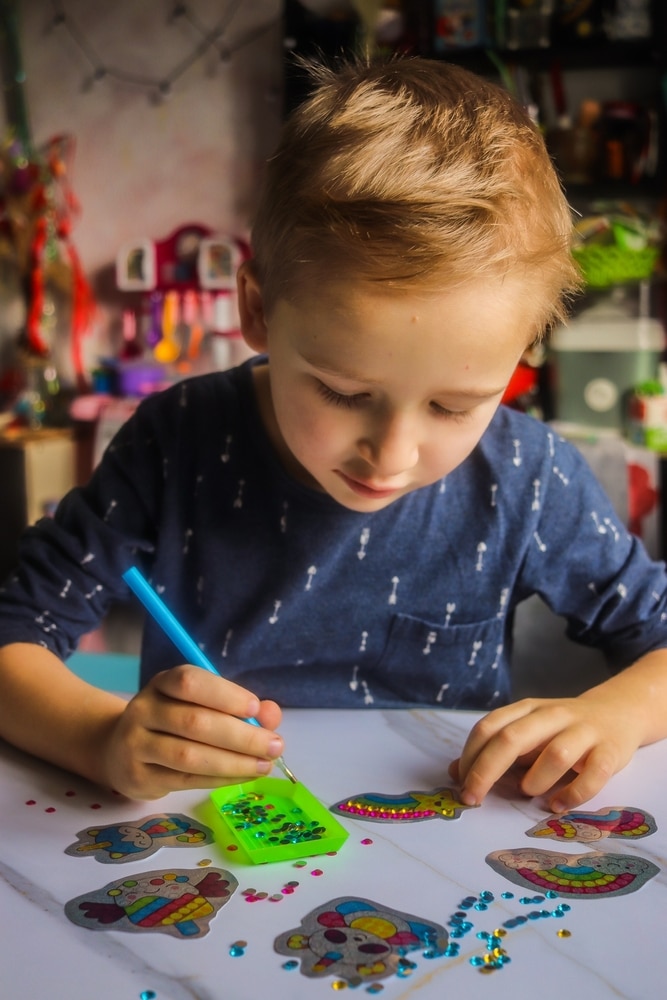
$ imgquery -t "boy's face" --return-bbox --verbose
[239,268,539,513]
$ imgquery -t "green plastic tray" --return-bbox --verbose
[209,776,349,864]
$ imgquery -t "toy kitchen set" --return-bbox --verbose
[108,222,253,397]
[74,223,256,466]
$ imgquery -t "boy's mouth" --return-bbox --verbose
[335,471,402,499]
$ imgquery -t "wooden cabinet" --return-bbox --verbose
[0,428,75,580]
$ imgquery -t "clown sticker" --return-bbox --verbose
[64,813,214,863]
[274,897,448,985]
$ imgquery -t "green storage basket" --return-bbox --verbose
[572,244,660,289]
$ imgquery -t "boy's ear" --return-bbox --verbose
[237,261,268,353]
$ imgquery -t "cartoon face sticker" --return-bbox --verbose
[64,813,214,863]
[64,868,238,938]
[274,897,448,984]
[525,806,657,844]
[486,848,660,899]
[116,825,153,849]
[330,786,476,823]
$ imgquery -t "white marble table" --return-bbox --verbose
[2,708,664,999]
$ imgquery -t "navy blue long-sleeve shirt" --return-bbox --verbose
[2,358,667,708]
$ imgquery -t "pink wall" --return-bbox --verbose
[2,0,283,370]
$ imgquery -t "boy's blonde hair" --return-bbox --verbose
[251,57,580,333]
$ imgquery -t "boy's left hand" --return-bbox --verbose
[449,693,641,813]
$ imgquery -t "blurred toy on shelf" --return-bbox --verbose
[627,379,667,453]
[503,0,554,50]
[572,203,662,289]
[546,97,601,186]
[502,342,547,418]
[601,0,652,41]
[551,0,616,45]
[433,0,491,51]
[0,132,95,428]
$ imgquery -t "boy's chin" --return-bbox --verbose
[327,484,410,513]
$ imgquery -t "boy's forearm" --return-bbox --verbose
[0,642,126,786]
[579,648,667,746]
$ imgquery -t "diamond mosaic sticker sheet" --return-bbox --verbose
[274,896,449,985]
[64,867,238,938]
[64,812,214,863]
[485,847,660,899]
[524,806,657,844]
[330,785,476,823]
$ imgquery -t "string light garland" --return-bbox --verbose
[47,0,280,102]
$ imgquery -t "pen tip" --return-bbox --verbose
[279,759,298,784]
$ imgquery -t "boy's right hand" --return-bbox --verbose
[100,664,284,800]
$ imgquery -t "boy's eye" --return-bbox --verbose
[315,380,368,409]
[314,380,474,420]
[430,401,472,422]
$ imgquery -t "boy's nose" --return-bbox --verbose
[356,413,419,476]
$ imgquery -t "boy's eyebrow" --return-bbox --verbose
[433,385,509,401]
[303,356,507,400]
[303,357,384,386]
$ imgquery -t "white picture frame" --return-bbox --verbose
[116,239,156,291]
[197,237,243,290]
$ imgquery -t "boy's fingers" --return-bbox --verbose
[456,711,553,803]
[130,756,276,800]
[255,699,282,732]
[447,758,461,782]
[518,727,594,797]
[128,675,285,765]
[149,700,284,760]
[141,730,279,781]
[455,701,542,777]
[152,664,262,720]
[547,745,622,812]
[458,710,597,805]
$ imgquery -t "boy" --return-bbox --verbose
[1,58,667,811]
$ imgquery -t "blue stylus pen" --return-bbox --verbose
[122,566,297,783]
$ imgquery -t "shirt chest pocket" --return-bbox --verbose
[374,612,510,709]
